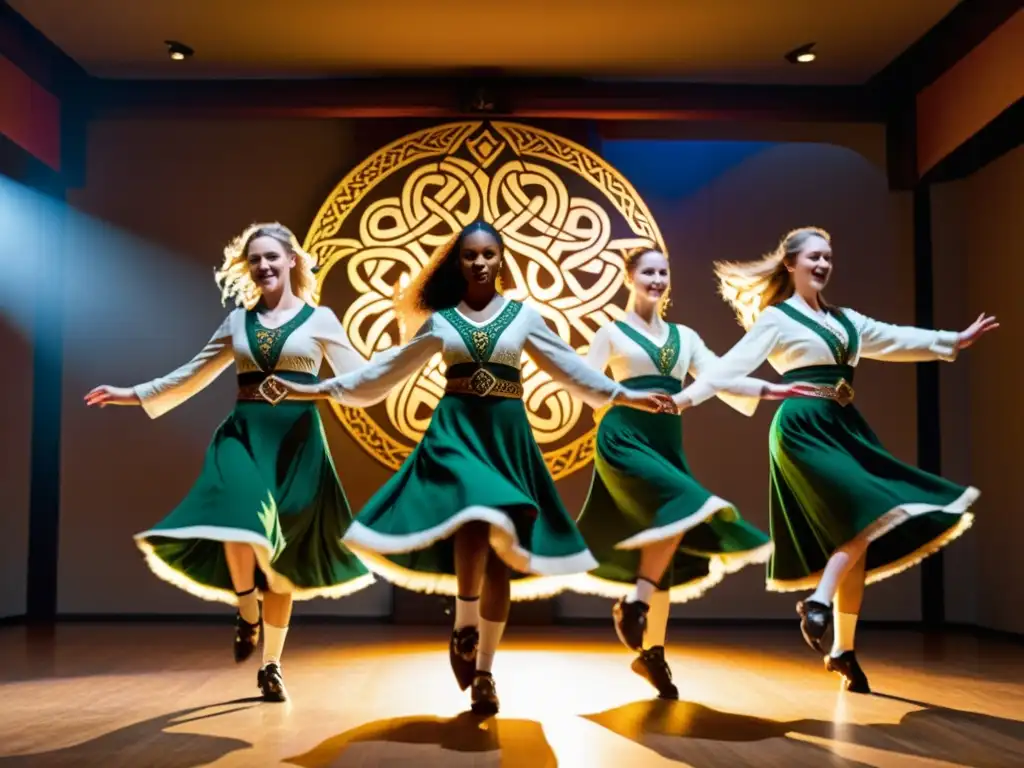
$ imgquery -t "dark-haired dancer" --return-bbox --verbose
[86,223,374,702]
[274,221,674,714]
[687,227,995,692]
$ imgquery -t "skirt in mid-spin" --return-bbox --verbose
[767,364,977,591]
[573,375,773,603]
[342,385,597,601]
[135,372,374,604]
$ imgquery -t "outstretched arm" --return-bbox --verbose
[315,307,375,375]
[676,312,782,416]
[86,314,235,419]
[686,328,778,417]
[524,308,673,413]
[278,318,443,407]
[851,309,997,362]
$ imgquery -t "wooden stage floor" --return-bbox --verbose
[2,623,1022,767]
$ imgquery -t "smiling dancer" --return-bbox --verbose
[85,223,375,702]
[272,220,675,715]
[571,246,815,699]
[685,227,996,692]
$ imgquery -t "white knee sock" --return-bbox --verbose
[475,618,506,674]
[236,588,259,625]
[454,596,480,630]
[262,623,288,667]
[630,578,657,605]
[643,589,670,649]
[831,611,858,657]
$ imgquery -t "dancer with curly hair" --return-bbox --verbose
[273,220,675,715]
[85,223,375,702]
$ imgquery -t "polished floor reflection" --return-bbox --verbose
[2,623,1022,766]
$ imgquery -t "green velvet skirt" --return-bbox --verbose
[573,375,772,602]
[342,390,597,601]
[767,364,977,591]
[134,373,374,604]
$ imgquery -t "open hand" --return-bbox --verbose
[957,313,998,350]
[84,385,139,408]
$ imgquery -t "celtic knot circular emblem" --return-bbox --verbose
[305,121,666,479]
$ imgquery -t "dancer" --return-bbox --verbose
[573,246,815,699]
[84,223,375,702]
[273,220,675,715]
[686,227,995,692]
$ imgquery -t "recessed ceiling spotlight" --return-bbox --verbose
[165,40,194,61]
[785,43,817,64]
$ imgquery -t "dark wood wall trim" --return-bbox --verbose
[86,78,880,123]
[0,2,87,97]
[0,133,66,623]
[913,184,945,626]
[869,0,1021,98]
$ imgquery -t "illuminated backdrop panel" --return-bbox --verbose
[304,121,666,478]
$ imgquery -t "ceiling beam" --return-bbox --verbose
[87,77,881,123]
[0,1,87,96]
[869,0,1021,100]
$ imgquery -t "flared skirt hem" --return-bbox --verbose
[343,505,598,601]
[613,494,737,550]
[766,486,978,592]
[568,540,773,604]
[134,525,376,606]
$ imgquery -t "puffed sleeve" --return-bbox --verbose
[133,313,235,419]
[523,306,622,408]
[313,306,370,375]
[324,317,443,407]
[679,310,782,416]
[845,308,959,363]
[684,326,769,417]
[584,324,613,374]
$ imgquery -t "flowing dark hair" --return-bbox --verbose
[393,220,511,343]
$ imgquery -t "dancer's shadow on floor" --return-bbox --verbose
[0,699,260,768]
[843,693,1024,768]
[583,699,873,767]
[584,694,1024,768]
[284,711,557,768]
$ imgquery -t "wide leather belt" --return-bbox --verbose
[237,378,291,405]
[807,378,855,406]
[445,369,524,399]
[444,363,523,399]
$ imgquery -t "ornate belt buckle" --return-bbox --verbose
[834,378,854,407]
[469,368,498,397]
[258,377,288,406]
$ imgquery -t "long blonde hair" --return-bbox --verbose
[623,246,671,318]
[714,227,831,329]
[214,222,318,309]
[392,221,512,344]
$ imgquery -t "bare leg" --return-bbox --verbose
[810,533,869,606]
[615,533,684,652]
[224,542,259,621]
[224,542,261,664]
[449,522,490,691]
[262,591,294,630]
[454,522,489,599]
[637,533,684,588]
[826,553,871,692]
